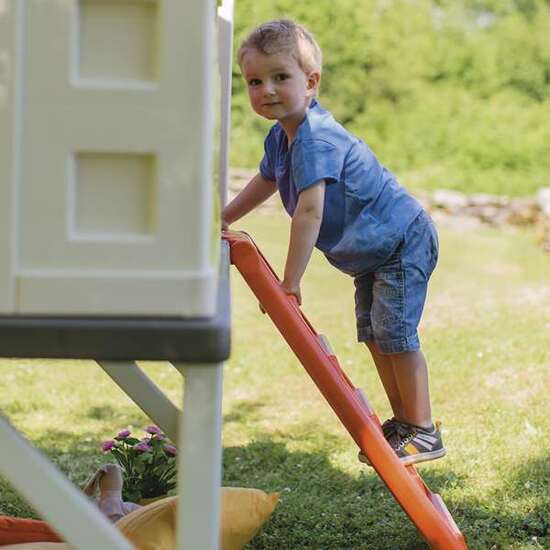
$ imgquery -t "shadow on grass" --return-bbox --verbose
[224,439,550,550]
[504,456,550,540]
[1,428,548,549]
[224,400,267,425]
[223,439,437,549]
[456,455,550,549]
[84,404,146,427]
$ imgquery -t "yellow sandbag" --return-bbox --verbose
[220,487,280,550]
[116,487,280,550]
[116,496,175,550]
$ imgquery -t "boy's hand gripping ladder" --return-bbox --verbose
[223,230,467,550]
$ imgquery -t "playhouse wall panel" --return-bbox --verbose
[3,0,220,317]
[0,2,16,313]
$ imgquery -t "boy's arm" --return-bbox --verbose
[222,173,277,228]
[282,180,326,304]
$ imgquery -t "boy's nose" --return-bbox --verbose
[263,83,276,96]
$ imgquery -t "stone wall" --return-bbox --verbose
[228,168,550,252]
[420,188,550,252]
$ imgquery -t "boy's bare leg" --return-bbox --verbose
[390,350,432,429]
[366,343,404,420]
[360,346,444,465]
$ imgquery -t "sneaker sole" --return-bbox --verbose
[400,448,447,466]
[358,448,446,467]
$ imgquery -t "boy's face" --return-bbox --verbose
[241,49,319,129]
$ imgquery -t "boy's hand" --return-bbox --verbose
[281,278,302,306]
[258,279,301,315]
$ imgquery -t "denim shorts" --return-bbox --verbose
[354,210,439,354]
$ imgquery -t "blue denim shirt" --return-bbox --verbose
[259,99,422,276]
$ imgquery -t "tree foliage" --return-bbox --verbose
[230,0,550,196]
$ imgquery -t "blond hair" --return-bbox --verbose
[238,19,323,75]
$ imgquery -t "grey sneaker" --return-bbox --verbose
[358,420,446,466]
[392,421,446,466]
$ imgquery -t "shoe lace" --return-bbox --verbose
[394,423,417,451]
[382,417,398,436]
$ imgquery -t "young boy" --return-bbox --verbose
[222,19,445,466]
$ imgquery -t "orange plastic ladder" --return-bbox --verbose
[223,230,467,550]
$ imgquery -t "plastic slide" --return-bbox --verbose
[223,230,467,550]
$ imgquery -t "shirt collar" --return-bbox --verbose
[292,98,321,142]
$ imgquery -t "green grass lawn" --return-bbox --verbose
[1,212,549,549]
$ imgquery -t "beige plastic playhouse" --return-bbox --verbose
[0,1,234,549]
[0,0,226,318]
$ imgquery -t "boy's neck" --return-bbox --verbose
[279,112,306,145]
[279,96,317,145]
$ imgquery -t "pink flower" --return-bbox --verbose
[117,429,131,438]
[145,425,162,435]
[101,440,115,453]
[164,444,177,456]
[134,441,151,453]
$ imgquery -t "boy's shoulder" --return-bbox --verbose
[265,122,285,143]
[297,100,356,148]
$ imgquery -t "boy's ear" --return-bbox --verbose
[307,70,321,95]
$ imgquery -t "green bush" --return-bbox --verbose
[230,0,550,196]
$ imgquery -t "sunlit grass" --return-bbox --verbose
[1,213,549,548]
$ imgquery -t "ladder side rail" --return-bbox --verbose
[231,231,321,337]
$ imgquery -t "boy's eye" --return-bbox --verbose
[248,78,262,86]
[274,73,290,82]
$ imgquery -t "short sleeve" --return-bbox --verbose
[259,130,276,182]
[291,139,343,192]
